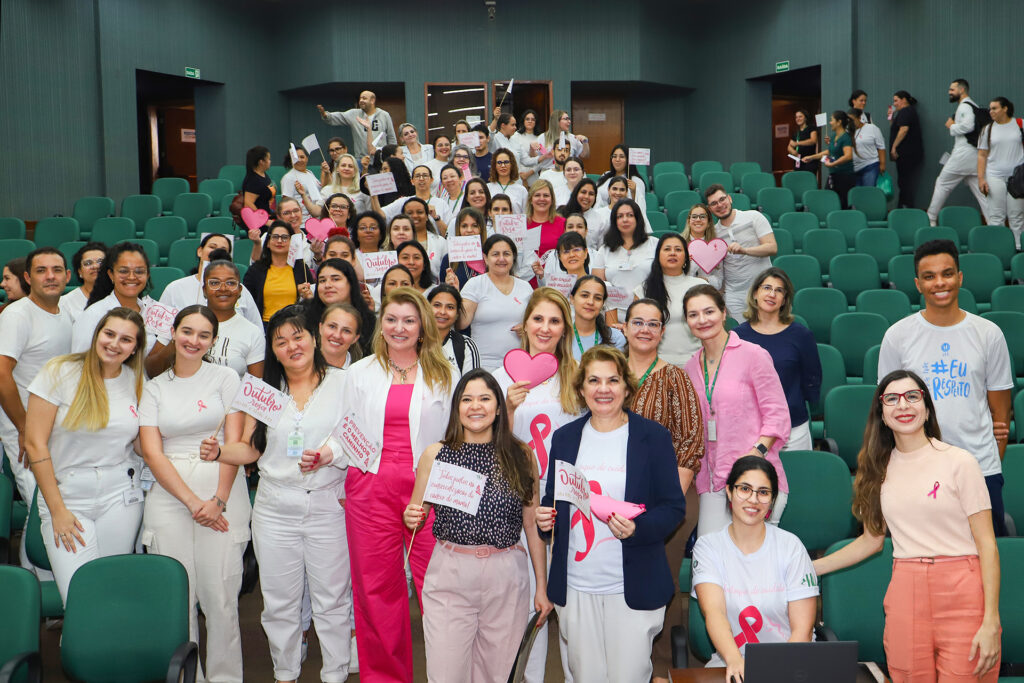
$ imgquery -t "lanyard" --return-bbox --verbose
[573,325,599,355]
[497,181,513,192]
[638,358,659,387]
[702,349,724,413]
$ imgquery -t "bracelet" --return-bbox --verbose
[29,457,51,465]
[211,495,227,511]
[213,445,222,461]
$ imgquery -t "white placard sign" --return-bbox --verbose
[423,460,487,515]
[448,235,484,262]
[494,214,528,252]
[457,132,479,148]
[524,227,542,257]
[231,373,288,428]
[144,302,178,339]
[628,147,651,165]
[301,133,320,154]
[339,408,382,472]
[605,283,633,309]
[366,172,398,196]
[555,460,591,519]
[287,233,305,266]
[289,143,300,165]
[545,273,577,296]
[814,112,828,127]
[360,250,398,279]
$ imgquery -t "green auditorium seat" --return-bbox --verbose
[72,196,115,237]
[803,189,841,227]
[740,171,775,202]
[168,238,202,272]
[664,191,702,227]
[779,450,856,551]
[823,385,877,469]
[653,161,685,180]
[960,253,1006,309]
[793,288,848,344]
[772,229,794,258]
[821,538,893,665]
[0,564,41,681]
[120,194,162,234]
[198,178,235,215]
[887,208,929,253]
[729,193,752,211]
[772,255,822,291]
[730,161,762,192]
[689,160,723,188]
[778,211,818,251]
[887,254,918,300]
[968,225,1015,274]
[90,217,136,245]
[826,209,867,249]
[913,225,959,250]
[756,187,796,226]
[938,205,982,248]
[854,228,901,280]
[0,217,27,240]
[172,192,214,235]
[829,312,889,381]
[143,216,188,266]
[0,239,36,265]
[991,285,1024,313]
[148,266,186,299]
[34,217,80,248]
[847,185,888,227]
[646,211,669,231]
[803,229,846,276]
[217,164,247,192]
[697,171,733,196]
[197,216,236,237]
[781,170,818,209]
[152,177,190,215]
[655,173,689,206]
[58,241,87,286]
[856,289,911,327]
[830,253,881,306]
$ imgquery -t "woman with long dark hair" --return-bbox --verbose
[303,258,376,355]
[241,221,315,325]
[72,242,157,355]
[890,91,924,208]
[814,370,1001,682]
[635,233,705,367]
[562,178,610,246]
[592,198,657,323]
[396,240,435,294]
[787,110,819,175]
[242,145,276,220]
[569,275,625,360]
[427,284,480,378]
[597,144,648,214]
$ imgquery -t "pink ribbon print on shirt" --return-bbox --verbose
[528,413,552,479]
[197,400,208,413]
[733,605,764,648]
[928,481,940,499]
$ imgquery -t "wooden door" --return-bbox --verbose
[491,81,551,129]
[159,106,197,190]
[571,95,624,175]
[772,96,820,184]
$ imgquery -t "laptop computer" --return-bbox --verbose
[744,641,859,683]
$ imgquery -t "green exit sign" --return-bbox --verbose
[775,60,790,73]
[185,67,200,79]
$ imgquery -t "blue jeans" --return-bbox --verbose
[985,473,1007,537]
[856,162,880,187]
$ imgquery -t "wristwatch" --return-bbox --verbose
[754,443,768,456]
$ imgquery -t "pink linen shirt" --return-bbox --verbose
[684,332,791,495]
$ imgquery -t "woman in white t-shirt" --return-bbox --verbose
[533,110,589,173]
[159,233,263,329]
[561,179,611,248]
[73,242,158,356]
[536,346,686,683]
[139,305,252,682]
[848,107,887,187]
[597,145,648,214]
[592,199,658,323]
[25,307,146,604]
[680,204,725,289]
[692,456,817,681]
[458,234,534,371]
[214,305,352,682]
[495,287,581,682]
[398,122,434,173]
[281,146,323,221]
[634,233,705,367]
[321,153,370,215]
[60,241,106,322]
[317,302,363,370]
[978,96,1024,249]
[487,148,528,213]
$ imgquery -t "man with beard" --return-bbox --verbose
[926,79,989,225]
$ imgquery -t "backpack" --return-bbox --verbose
[965,101,992,147]
[1007,118,1024,199]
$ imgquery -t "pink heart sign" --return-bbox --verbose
[589,492,646,523]
[503,349,558,390]
[688,238,729,273]
[241,207,269,232]
[305,217,335,241]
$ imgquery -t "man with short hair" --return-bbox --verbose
[472,123,493,181]
[0,247,72,573]
[703,184,777,318]
[926,79,989,225]
[878,239,1013,536]
[318,90,397,158]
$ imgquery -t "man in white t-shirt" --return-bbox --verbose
[926,79,989,225]
[878,239,1013,536]
[318,91,397,157]
[704,184,777,319]
[0,247,72,573]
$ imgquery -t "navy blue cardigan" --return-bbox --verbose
[542,411,686,611]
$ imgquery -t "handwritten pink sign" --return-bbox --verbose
[545,273,577,296]
[360,250,398,279]
[604,283,633,309]
[340,408,382,472]
[448,235,484,262]
[628,147,651,165]
[555,460,590,519]
[423,460,487,515]
[457,132,479,149]
[231,373,287,428]
[144,302,178,339]
[287,233,305,267]
[366,172,398,196]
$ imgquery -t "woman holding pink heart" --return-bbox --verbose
[537,345,686,683]
[681,204,724,289]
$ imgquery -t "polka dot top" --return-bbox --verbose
[431,442,524,549]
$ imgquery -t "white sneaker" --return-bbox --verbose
[350,634,358,673]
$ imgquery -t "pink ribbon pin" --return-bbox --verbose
[927,481,940,498]
[197,400,208,413]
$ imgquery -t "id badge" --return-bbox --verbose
[707,419,717,442]
[287,429,305,458]
[123,488,143,506]
[618,260,634,271]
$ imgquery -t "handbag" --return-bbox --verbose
[876,171,894,200]
[1008,118,1024,199]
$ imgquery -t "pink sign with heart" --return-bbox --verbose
[304,217,335,241]
[688,238,729,273]
[240,207,269,232]
[503,349,558,390]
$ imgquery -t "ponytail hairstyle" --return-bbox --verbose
[442,369,535,504]
[893,90,917,106]
[831,110,851,133]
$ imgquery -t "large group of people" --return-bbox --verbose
[0,85,1017,683]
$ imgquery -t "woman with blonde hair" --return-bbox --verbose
[339,287,458,682]
[679,203,723,287]
[532,110,589,172]
[397,122,434,172]
[26,307,146,604]
[526,179,567,272]
[321,153,370,213]
[494,286,580,682]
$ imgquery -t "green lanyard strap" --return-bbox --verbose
[638,358,659,387]
[702,350,723,411]
[573,325,599,355]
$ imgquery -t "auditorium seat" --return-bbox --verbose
[855,289,912,327]
[143,216,188,266]
[729,161,762,192]
[829,312,889,381]
[33,217,80,249]
[793,288,848,343]
[664,191,702,226]
[689,160,723,188]
[779,450,856,551]
[0,217,27,240]
[90,217,136,245]
[825,209,867,249]
[830,253,881,305]
[72,196,115,238]
[846,186,888,228]
[823,384,877,469]
[772,254,822,291]
[778,211,818,251]
[803,189,841,227]
[781,170,818,209]
[152,177,190,216]
[756,187,796,226]
[887,208,929,253]
[120,194,162,234]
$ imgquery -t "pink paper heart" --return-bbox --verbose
[589,492,645,523]
[503,349,558,390]
[688,238,729,273]
[241,207,269,232]
[305,217,336,241]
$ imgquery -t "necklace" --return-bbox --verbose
[388,358,417,383]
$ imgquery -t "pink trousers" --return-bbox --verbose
[346,452,436,683]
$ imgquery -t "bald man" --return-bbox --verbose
[318,90,397,157]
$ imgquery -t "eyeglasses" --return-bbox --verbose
[81,258,104,268]
[206,279,240,290]
[328,147,343,153]
[268,234,291,242]
[708,197,730,207]
[412,173,431,179]
[561,247,586,256]
[880,389,925,406]
[628,318,663,331]
[328,204,348,211]
[453,154,470,160]
[731,483,774,503]
[495,159,512,166]
[357,224,379,232]
[115,267,147,277]
[689,213,708,221]
[759,284,786,296]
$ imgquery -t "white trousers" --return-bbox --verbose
[142,456,251,683]
[39,464,142,604]
[780,421,812,452]
[521,530,573,683]
[927,167,988,225]
[555,588,665,683]
[696,488,789,537]
[252,479,351,683]
[985,177,1024,248]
